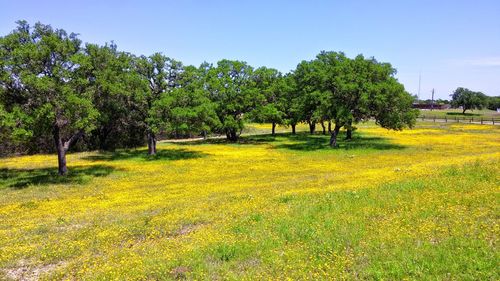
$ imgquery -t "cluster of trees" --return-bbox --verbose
[486,96,500,111]
[0,21,417,175]
[450,88,498,113]
[414,98,451,105]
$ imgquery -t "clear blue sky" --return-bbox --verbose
[1,0,499,99]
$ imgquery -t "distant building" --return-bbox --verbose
[412,103,451,110]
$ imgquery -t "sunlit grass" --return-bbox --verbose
[0,122,498,280]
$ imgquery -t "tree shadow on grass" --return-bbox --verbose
[446,112,481,117]
[82,148,206,162]
[174,132,406,152]
[265,132,406,152]
[175,134,282,146]
[0,165,115,190]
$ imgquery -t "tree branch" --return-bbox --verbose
[63,130,84,152]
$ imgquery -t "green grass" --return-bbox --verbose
[239,162,499,279]
[419,108,499,118]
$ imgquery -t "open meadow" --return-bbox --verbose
[0,122,498,280]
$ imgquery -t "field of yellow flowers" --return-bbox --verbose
[0,122,498,280]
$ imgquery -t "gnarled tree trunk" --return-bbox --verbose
[53,125,83,175]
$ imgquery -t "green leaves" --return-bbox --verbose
[0,21,97,153]
[450,87,488,113]
[251,67,285,126]
[1,21,420,153]
[205,60,259,139]
[293,51,417,132]
[0,105,34,141]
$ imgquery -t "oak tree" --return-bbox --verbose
[0,21,98,175]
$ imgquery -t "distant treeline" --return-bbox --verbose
[0,21,417,174]
[414,92,499,112]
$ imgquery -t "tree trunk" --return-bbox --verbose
[308,122,316,134]
[328,121,332,133]
[53,127,67,175]
[272,122,276,136]
[320,122,326,135]
[291,123,296,134]
[147,131,157,155]
[329,124,341,148]
[345,121,353,141]
[346,128,352,140]
[53,125,83,175]
[462,108,466,114]
[98,125,112,150]
[226,129,238,141]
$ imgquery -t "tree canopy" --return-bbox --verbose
[450,87,489,114]
[0,21,98,174]
[291,51,418,146]
[204,60,259,141]
[1,20,421,174]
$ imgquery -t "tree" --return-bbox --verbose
[280,73,302,134]
[81,42,145,150]
[304,51,348,144]
[0,21,98,175]
[311,51,417,147]
[251,67,285,135]
[294,60,326,134]
[486,96,500,111]
[136,53,182,154]
[450,87,488,114]
[153,65,220,138]
[205,60,258,141]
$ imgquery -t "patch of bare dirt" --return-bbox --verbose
[170,266,190,279]
[3,260,66,281]
[172,222,205,237]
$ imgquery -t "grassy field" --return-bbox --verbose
[418,108,500,118]
[0,122,499,280]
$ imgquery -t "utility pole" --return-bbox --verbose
[418,72,421,102]
[431,88,435,111]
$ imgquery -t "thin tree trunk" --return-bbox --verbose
[328,121,332,133]
[462,108,466,114]
[308,122,316,134]
[291,123,296,134]
[320,122,326,135]
[147,131,156,155]
[329,124,341,148]
[272,122,276,136]
[345,121,353,140]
